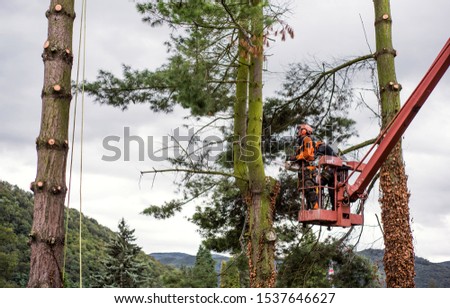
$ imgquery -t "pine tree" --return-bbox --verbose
[220,258,240,288]
[192,245,217,288]
[94,218,147,288]
[85,1,367,287]
[0,225,19,287]
[276,233,381,288]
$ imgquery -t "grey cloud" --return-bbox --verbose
[1,0,449,262]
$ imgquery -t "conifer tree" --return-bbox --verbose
[0,226,19,287]
[192,245,217,288]
[94,218,147,288]
[276,233,381,288]
[220,258,240,288]
[85,1,368,287]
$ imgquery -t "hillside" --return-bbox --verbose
[151,249,450,288]
[359,249,450,287]
[0,180,172,287]
[150,252,229,273]
[2,180,449,288]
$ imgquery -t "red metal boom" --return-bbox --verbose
[345,38,450,200]
[297,39,449,228]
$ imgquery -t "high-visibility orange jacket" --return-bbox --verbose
[295,135,315,161]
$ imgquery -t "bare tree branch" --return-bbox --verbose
[375,213,384,237]
[220,0,252,45]
[339,138,377,156]
[288,54,374,104]
[357,92,380,119]
[140,167,248,182]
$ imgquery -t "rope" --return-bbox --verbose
[79,0,88,288]
[62,0,87,288]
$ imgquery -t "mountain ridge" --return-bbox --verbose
[1,179,448,288]
[150,252,229,273]
[151,249,450,288]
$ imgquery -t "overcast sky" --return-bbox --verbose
[1,0,449,262]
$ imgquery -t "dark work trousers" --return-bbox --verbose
[298,165,318,210]
[320,165,336,210]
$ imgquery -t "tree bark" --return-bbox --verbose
[373,0,415,288]
[245,0,278,288]
[28,0,74,288]
[234,30,249,194]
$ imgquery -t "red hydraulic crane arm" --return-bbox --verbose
[346,38,450,199]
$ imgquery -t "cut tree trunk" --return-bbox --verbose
[28,0,75,288]
[244,0,278,288]
[373,0,415,288]
[234,30,249,194]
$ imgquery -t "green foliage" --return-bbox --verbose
[0,180,173,288]
[0,181,33,287]
[82,0,376,288]
[83,65,177,112]
[276,233,381,288]
[262,61,363,146]
[139,59,364,250]
[190,179,244,254]
[137,0,230,28]
[220,258,240,288]
[191,244,217,287]
[332,251,380,288]
[85,1,294,117]
[86,0,361,222]
[84,54,234,116]
[142,199,184,219]
[188,170,301,256]
[0,225,19,287]
[62,208,115,287]
[155,246,219,288]
[160,266,192,288]
[92,218,151,288]
[2,180,447,287]
[86,0,245,116]
[155,245,219,288]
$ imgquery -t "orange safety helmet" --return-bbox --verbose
[297,123,313,135]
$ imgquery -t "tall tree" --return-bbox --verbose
[86,0,283,287]
[85,1,365,287]
[276,234,381,288]
[192,244,217,288]
[0,226,19,287]
[373,0,415,287]
[220,258,241,288]
[244,0,278,287]
[28,0,75,288]
[94,218,148,288]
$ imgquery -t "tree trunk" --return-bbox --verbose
[28,0,74,288]
[373,0,415,288]
[234,30,249,194]
[244,0,278,288]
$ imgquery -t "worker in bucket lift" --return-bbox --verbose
[315,140,338,210]
[288,123,319,210]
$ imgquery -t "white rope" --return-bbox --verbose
[63,0,88,288]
